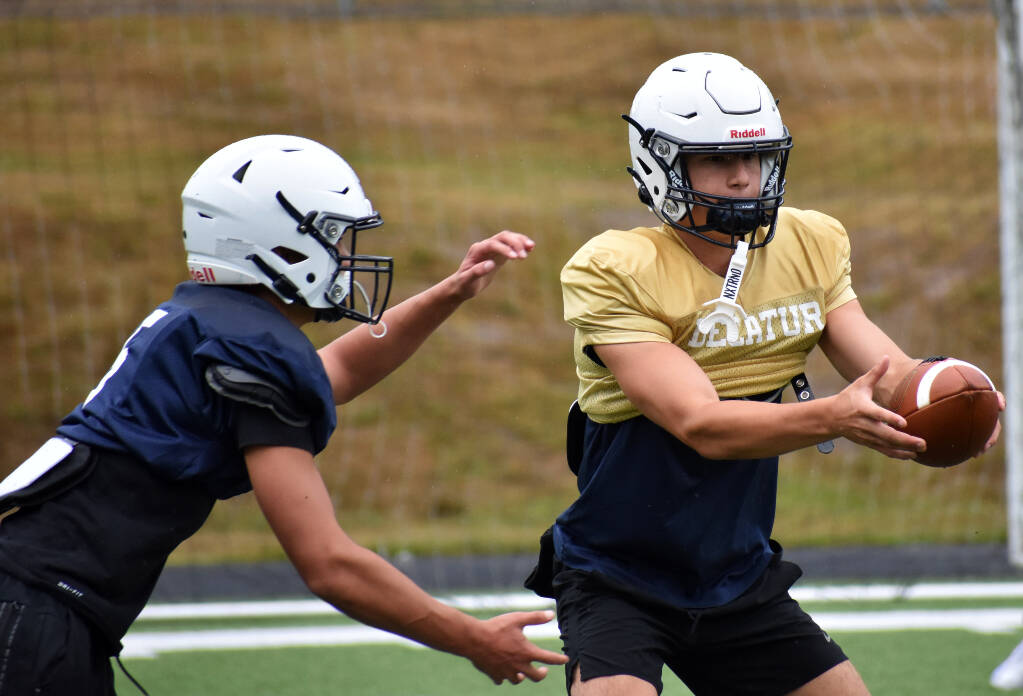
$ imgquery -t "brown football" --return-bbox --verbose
[888,358,1000,468]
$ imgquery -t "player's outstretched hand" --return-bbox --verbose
[832,356,927,459]
[448,231,535,302]
[467,610,567,685]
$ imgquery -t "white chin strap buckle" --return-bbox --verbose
[697,241,749,343]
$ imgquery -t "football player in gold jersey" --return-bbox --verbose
[527,53,1002,696]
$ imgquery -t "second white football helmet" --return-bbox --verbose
[182,135,392,323]
[625,52,792,248]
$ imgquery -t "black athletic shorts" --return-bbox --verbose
[0,572,115,696]
[552,550,848,696]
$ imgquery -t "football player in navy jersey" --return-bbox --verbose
[525,53,1003,696]
[0,134,566,694]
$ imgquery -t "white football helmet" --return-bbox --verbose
[182,134,392,323]
[625,52,792,248]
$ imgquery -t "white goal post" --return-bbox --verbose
[995,0,1023,565]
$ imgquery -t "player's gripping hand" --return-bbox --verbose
[467,610,567,685]
[448,231,535,301]
[977,389,1006,458]
[832,356,927,459]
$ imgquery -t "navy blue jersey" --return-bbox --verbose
[58,283,336,499]
[553,414,777,609]
[0,446,217,649]
[0,283,338,650]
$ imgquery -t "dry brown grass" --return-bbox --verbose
[0,7,1003,562]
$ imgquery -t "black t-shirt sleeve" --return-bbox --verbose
[234,403,317,454]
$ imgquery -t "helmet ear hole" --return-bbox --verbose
[272,246,308,265]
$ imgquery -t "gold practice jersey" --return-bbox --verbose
[562,207,857,422]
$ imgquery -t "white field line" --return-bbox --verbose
[123,624,423,657]
[122,608,1023,658]
[138,592,551,621]
[137,582,1023,621]
[792,581,1023,602]
[121,582,1023,658]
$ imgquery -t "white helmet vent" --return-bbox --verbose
[232,161,252,183]
[271,246,308,265]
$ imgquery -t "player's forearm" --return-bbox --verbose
[306,543,483,656]
[819,300,918,405]
[319,275,466,403]
[651,397,837,460]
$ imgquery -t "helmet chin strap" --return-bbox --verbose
[353,280,388,338]
[696,240,750,342]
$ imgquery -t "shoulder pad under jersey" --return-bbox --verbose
[204,364,311,428]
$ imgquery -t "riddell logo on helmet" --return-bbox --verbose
[189,266,217,283]
[729,127,766,139]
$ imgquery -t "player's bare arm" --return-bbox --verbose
[318,231,534,405]
[594,341,924,460]
[818,300,920,403]
[245,444,566,684]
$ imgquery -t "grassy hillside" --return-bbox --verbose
[0,6,1004,562]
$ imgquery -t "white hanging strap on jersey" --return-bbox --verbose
[697,240,749,343]
[0,437,97,514]
[0,437,74,498]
